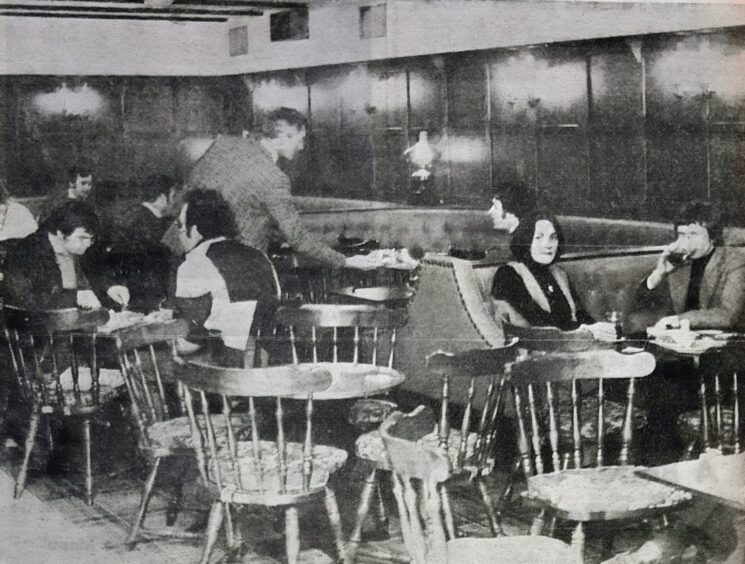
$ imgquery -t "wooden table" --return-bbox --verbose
[637,453,745,563]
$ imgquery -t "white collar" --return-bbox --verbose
[187,236,228,257]
[259,137,279,163]
[142,201,164,218]
[48,232,69,256]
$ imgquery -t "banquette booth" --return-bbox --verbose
[291,196,745,408]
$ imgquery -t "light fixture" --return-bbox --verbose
[404,130,436,180]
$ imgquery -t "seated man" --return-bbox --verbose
[4,200,129,311]
[110,174,177,312]
[628,201,745,333]
[174,188,279,366]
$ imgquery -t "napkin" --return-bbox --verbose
[58,367,125,391]
[204,300,257,351]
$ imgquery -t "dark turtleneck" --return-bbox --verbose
[685,249,714,312]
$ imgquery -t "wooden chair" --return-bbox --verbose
[352,341,519,560]
[379,408,573,564]
[677,350,743,458]
[110,318,204,546]
[3,306,111,504]
[508,349,692,562]
[277,304,407,559]
[176,357,349,564]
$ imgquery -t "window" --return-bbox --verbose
[360,4,386,39]
[270,8,309,42]
[229,26,248,57]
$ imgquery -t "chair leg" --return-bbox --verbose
[439,485,456,540]
[571,522,585,564]
[373,479,389,530]
[285,506,300,564]
[530,508,546,536]
[82,417,94,505]
[166,476,184,527]
[127,457,162,548]
[15,410,41,499]
[477,478,504,537]
[325,487,347,564]
[200,501,224,564]
[348,468,378,561]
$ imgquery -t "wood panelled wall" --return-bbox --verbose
[0,76,250,200]
[1,27,744,226]
[249,28,745,225]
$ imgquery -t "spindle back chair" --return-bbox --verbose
[508,350,690,561]
[678,354,743,458]
[350,340,519,560]
[379,409,572,564]
[4,306,110,504]
[110,319,203,546]
[177,357,348,564]
[277,304,406,367]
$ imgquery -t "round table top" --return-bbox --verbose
[289,362,405,400]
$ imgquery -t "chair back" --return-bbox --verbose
[380,409,450,564]
[424,340,519,474]
[177,357,334,500]
[112,319,190,450]
[3,306,109,409]
[508,350,655,475]
[277,304,407,366]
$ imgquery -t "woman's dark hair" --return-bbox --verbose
[184,188,238,240]
[42,200,100,237]
[141,174,175,203]
[509,212,564,264]
[674,201,723,246]
[65,159,95,184]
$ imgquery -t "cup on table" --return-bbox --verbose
[605,310,624,340]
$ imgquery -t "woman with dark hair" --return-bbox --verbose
[491,212,615,338]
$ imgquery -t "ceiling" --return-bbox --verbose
[0,0,306,22]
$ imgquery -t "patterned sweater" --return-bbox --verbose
[187,135,346,268]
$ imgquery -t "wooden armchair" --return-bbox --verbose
[379,408,572,564]
[508,350,692,562]
[176,358,349,564]
[351,341,518,560]
[3,306,111,504]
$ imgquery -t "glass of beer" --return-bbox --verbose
[667,249,691,267]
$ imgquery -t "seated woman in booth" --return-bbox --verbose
[491,212,617,341]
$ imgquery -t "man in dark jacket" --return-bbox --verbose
[110,175,177,312]
[4,201,129,311]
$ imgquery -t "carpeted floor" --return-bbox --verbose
[0,409,738,564]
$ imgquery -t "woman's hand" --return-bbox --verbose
[107,285,130,308]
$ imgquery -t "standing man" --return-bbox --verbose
[628,201,745,332]
[174,189,280,366]
[4,200,129,311]
[185,107,355,269]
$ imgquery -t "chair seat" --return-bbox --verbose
[524,466,692,521]
[677,407,735,446]
[347,398,398,428]
[447,535,572,564]
[209,440,348,493]
[145,413,255,452]
[355,428,477,472]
